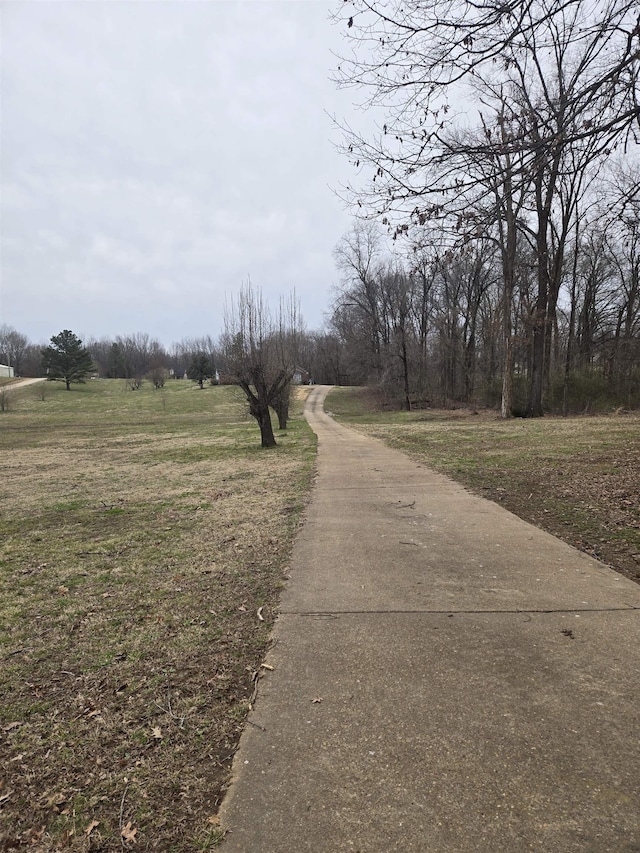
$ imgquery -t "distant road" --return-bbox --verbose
[3,377,46,391]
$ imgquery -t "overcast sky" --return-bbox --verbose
[1,0,364,347]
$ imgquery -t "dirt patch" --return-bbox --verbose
[483,448,640,583]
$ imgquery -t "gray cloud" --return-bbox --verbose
[1,1,358,345]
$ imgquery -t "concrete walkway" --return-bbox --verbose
[219,386,640,852]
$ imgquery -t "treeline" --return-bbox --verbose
[87,333,218,384]
[325,211,639,414]
[3,203,638,416]
[0,323,341,392]
[0,326,217,385]
[332,0,640,415]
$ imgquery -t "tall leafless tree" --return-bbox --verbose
[220,282,301,447]
[333,0,640,415]
[0,325,28,377]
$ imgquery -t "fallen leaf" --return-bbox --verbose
[3,722,21,732]
[207,815,221,826]
[151,726,163,739]
[85,820,99,836]
[256,606,264,622]
[121,821,138,843]
[310,697,323,704]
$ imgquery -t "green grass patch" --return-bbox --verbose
[0,380,316,850]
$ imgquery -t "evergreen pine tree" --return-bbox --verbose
[42,330,94,390]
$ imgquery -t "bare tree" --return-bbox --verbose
[269,293,304,430]
[333,0,640,415]
[0,325,28,376]
[305,331,345,385]
[148,366,169,389]
[114,333,166,383]
[604,166,640,391]
[333,222,386,378]
[220,282,300,447]
[379,265,414,409]
[170,335,218,381]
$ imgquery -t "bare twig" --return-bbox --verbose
[153,691,186,729]
[119,785,129,849]
[249,668,263,708]
[3,647,31,659]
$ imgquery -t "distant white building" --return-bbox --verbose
[0,364,14,379]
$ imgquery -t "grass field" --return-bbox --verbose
[3,380,639,849]
[0,379,316,850]
[326,386,640,585]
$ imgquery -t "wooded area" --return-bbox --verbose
[329,0,639,415]
[324,207,638,413]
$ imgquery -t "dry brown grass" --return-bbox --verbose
[327,386,640,584]
[0,380,316,850]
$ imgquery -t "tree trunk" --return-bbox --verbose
[400,337,411,411]
[528,193,550,418]
[274,396,289,430]
[256,400,277,448]
[499,240,515,419]
[528,311,546,417]
[563,257,579,417]
[493,121,518,420]
[241,380,278,448]
[501,335,513,419]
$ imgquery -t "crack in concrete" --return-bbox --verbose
[285,606,640,616]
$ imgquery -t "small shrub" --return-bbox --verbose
[549,368,615,414]
[148,367,168,389]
